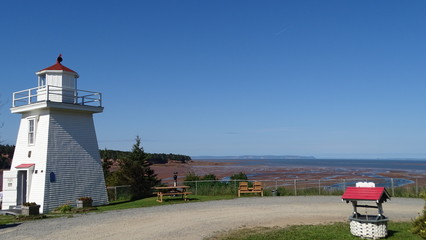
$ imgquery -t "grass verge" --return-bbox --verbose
[96,195,235,212]
[0,195,235,225]
[206,222,421,240]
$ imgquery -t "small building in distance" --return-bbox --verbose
[2,55,108,213]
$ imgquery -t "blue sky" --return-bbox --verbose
[1,1,426,158]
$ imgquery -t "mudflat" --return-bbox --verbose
[151,160,426,192]
[0,196,423,240]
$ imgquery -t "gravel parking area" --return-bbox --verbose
[0,196,423,240]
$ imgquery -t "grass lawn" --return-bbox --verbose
[207,222,421,240]
[0,215,16,225]
[96,195,235,212]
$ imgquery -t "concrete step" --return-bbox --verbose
[0,209,21,216]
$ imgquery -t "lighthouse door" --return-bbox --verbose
[17,171,28,206]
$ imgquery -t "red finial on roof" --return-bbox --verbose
[57,54,63,64]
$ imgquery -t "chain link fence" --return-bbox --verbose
[107,177,425,201]
[182,177,425,197]
[106,185,132,201]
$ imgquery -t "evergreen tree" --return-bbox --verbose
[202,174,218,181]
[230,172,248,180]
[412,193,426,238]
[118,136,160,200]
[0,144,14,169]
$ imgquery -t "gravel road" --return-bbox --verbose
[0,196,423,240]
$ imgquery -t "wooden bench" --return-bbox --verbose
[238,181,263,197]
[252,182,264,196]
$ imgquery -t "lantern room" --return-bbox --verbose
[35,54,79,103]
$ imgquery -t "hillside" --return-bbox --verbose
[0,146,191,170]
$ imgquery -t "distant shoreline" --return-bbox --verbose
[193,158,426,171]
[192,156,426,161]
[192,155,316,160]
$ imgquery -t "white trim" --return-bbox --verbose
[11,101,104,114]
[35,70,79,78]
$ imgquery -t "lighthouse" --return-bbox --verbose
[2,55,108,213]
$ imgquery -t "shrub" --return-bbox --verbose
[412,192,426,239]
[202,174,218,181]
[230,172,248,180]
[184,171,201,181]
[22,202,37,206]
[77,197,93,203]
[55,204,74,213]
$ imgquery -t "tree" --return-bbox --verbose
[0,144,14,169]
[117,136,160,200]
[202,174,218,181]
[100,148,121,185]
[230,172,248,180]
[101,158,114,185]
[412,193,426,238]
[184,171,201,181]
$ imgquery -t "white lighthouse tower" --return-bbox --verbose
[2,55,108,213]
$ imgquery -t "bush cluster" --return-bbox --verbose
[55,204,74,213]
[77,197,93,203]
[412,192,426,239]
[184,172,247,196]
[22,202,38,207]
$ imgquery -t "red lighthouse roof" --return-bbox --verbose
[37,54,77,74]
[39,62,76,73]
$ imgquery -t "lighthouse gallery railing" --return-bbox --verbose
[12,85,102,108]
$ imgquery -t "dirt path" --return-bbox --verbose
[0,196,423,240]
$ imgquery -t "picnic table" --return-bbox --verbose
[152,186,191,203]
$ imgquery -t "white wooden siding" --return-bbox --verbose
[43,110,108,212]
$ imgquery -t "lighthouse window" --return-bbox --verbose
[28,119,35,145]
[39,75,46,88]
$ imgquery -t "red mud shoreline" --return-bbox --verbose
[151,160,426,187]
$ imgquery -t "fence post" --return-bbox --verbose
[294,179,297,196]
[196,180,198,195]
[275,180,278,190]
[318,179,321,195]
[115,186,117,201]
[343,179,346,190]
[416,178,419,196]
[391,178,395,196]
